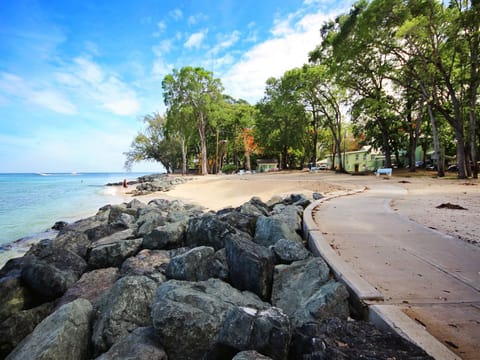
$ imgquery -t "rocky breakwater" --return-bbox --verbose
[131,174,191,196]
[0,194,433,359]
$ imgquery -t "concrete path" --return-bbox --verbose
[312,181,480,360]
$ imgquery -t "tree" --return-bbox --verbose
[310,0,399,169]
[124,113,179,173]
[255,75,309,169]
[162,66,223,175]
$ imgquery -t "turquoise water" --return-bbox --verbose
[0,172,151,245]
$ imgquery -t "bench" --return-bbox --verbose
[376,168,392,176]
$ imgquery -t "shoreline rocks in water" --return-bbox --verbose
[0,194,433,359]
[106,173,192,196]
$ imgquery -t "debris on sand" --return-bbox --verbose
[436,203,467,210]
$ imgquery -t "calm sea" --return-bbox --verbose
[0,172,151,246]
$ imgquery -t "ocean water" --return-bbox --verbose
[0,172,152,246]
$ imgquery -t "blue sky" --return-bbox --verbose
[0,0,354,173]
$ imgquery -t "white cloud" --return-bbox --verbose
[185,30,208,49]
[222,9,337,104]
[54,57,141,116]
[0,72,77,114]
[210,30,241,55]
[169,8,183,21]
[188,13,208,26]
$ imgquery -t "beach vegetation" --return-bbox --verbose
[125,0,478,178]
[162,66,224,175]
[124,113,180,173]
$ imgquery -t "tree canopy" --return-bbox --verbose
[126,1,479,178]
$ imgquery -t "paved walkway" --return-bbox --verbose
[312,182,480,360]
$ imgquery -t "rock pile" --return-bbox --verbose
[0,195,433,359]
[132,174,192,196]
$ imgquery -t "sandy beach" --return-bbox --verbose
[128,170,479,246]
[2,170,478,269]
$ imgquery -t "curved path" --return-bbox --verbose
[308,181,480,360]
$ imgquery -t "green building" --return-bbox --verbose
[327,146,385,173]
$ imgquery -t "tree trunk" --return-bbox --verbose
[427,104,444,177]
[199,113,208,175]
[181,137,187,175]
[312,111,318,164]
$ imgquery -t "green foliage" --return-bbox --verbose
[124,113,180,173]
[221,164,237,174]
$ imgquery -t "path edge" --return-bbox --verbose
[303,188,460,360]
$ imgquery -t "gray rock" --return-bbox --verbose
[186,214,237,250]
[90,229,135,247]
[57,267,120,308]
[92,275,157,355]
[0,301,56,358]
[285,193,311,208]
[107,204,137,224]
[232,351,273,360]
[208,248,230,281]
[217,306,291,360]
[120,249,170,279]
[238,197,270,217]
[272,258,349,327]
[142,219,188,250]
[6,298,93,360]
[225,232,275,301]
[85,223,129,242]
[217,209,258,237]
[95,327,167,360]
[312,192,324,200]
[254,215,303,247]
[165,246,215,281]
[51,230,91,258]
[271,204,303,234]
[135,208,166,236]
[0,273,34,322]
[151,278,269,360]
[270,238,310,264]
[21,247,87,301]
[87,238,142,269]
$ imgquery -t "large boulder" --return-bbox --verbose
[238,197,270,217]
[272,258,349,327]
[135,207,167,236]
[217,306,291,360]
[225,232,275,301]
[271,204,303,234]
[120,249,171,280]
[5,298,93,360]
[95,327,167,360]
[92,275,157,355]
[151,278,270,360]
[186,214,237,250]
[0,301,56,358]
[85,223,129,242]
[270,238,310,264]
[21,247,87,301]
[87,238,142,269]
[254,215,303,247]
[166,246,215,281]
[51,230,91,258]
[289,317,434,360]
[0,272,34,322]
[57,267,120,308]
[217,208,258,236]
[142,219,188,250]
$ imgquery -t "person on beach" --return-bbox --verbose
[122,178,127,189]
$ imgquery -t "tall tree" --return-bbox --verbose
[255,75,309,169]
[162,66,223,175]
[124,113,179,173]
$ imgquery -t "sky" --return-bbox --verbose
[0,0,354,173]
